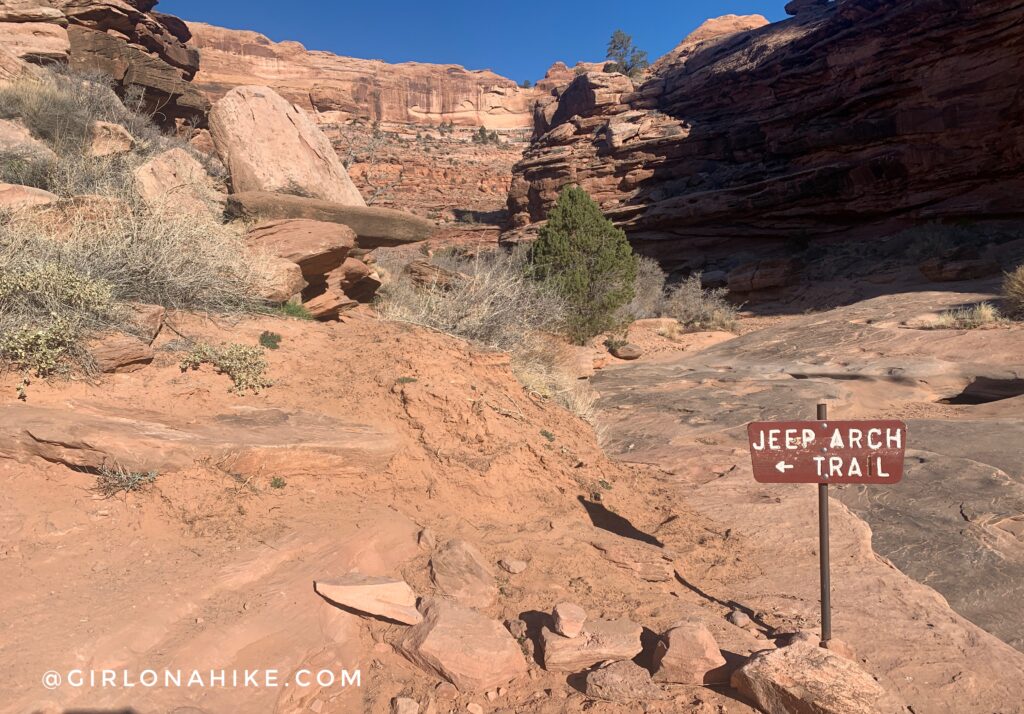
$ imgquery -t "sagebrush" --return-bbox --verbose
[180,342,273,394]
[1004,266,1024,318]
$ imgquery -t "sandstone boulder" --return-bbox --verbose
[88,120,134,157]
[402,259,465,290]
[302,288,358,321]
[552,602,587,638]
[429,540,496,609]
[87,334,155,373]
[730,642,905,714]
[610,343,643,360]
[0,43,33,82]
[0,118,57,164]
[133,147,221,218]
[209,85,364,206]
[315,573,422,625]
[652,621,727,684]
[226,192,435,248]
[257,257,306,304]
[540,618,642,672]
[0,182,56,211]
[399,598,527,692]
[584,660,663,702]
[0,21,68,61]
[245,219,355,280]
[325,258,380,303]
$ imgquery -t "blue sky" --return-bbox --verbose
[160,1,786,82]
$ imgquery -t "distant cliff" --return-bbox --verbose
[187,22,542,130]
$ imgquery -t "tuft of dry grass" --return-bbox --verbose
[929,302,1004,330]
[660,273,739,331]
[1004,266,1024,318]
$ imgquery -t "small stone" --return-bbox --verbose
[498,558,527,574]
[466,704,483,714]
[585,660,663,702]
[485,689,498,701]
[610,343,643,360]
[552,602,587,638]
[727,609,752,628]
[652,621,727,684]
[89,120,134,157]
[391,697,419,714]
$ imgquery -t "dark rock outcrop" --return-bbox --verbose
[507,1,1024,272]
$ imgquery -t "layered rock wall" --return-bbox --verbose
[508,0,1024,269]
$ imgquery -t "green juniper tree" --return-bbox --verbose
[604,29,649,79]
[529,186,638,343]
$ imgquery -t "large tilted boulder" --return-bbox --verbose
[398,598,527,693]
[226,191,436,248]
[731,642,906,714]
[209,85,365,206]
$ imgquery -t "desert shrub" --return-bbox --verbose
[661,273,739,331]
[0,67,222,197]
[0,209,264,375]
[1004,266,1024,318]
[529,186,638,343]
[376,248,596,418]
[929,302,1003,330]
[626,255,666,319]
[180,342,273,394]
[259,330,282,350]
[0,147,54,189]
[273,301,314,320]
[94,464,158,497]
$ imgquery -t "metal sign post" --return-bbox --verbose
[816,402,831,646]
[746,405,907,649]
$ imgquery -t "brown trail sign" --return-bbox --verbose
[747,418,907,484]
[747,405,907,648]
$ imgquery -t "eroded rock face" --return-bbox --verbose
[187,22,539,130]
[508,2,1024,269]
[429,539,496,609]
[314,574,422,625]
[209,85,365,206]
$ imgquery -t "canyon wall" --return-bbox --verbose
[187,22,541,130]
[508,0,1024,270]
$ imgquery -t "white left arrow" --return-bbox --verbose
[775,460,794,473]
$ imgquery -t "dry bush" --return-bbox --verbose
[1004,266,1024,318]
[376,249,595,419]
[929,302,1004,330]
[0,209,265,375]
[180,342,272,394]
[661,273,739,331]
[626,255,666,319]
[0,67,222,197]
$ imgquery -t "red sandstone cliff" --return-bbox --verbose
[187,22,542,130]
[508,0,1024,269]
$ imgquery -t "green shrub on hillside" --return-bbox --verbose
[529,185,638,343]
[180,342,273,394]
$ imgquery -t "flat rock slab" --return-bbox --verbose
[540,618,642,672]
[315,574,421,625]
[731,643,905,714]
[226,191,435,248]
[398,598,527,692]
[0,403,396,475]
[429,540,496,608]
[585,660,663,702]
[246,219,355,280]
